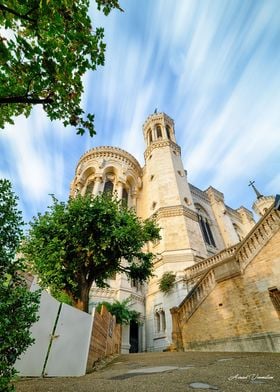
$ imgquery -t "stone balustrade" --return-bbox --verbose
[173,202,280,336]
[236,206,280,272]
[177,269,216,325]
[185,244,237,282]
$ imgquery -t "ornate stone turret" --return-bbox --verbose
[249,180,274,217]
[70,146,142,209]
[143,111,176,148]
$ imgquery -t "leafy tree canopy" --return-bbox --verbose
[0,0,122,136]
[21,194,160,312]
[0,179,40,392]
[96,298,141,325]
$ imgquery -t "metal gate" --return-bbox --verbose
[15,282,93,377]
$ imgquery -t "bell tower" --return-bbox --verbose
[141,112,207,261]
[143,111,176,145]
[140,112,208,351]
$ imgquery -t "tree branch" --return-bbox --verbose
[0,4,36,23]
[0,96,54,105]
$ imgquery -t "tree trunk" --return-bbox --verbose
[73,284,91,313]
[0,96,53,104]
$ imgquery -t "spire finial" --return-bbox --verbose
[248,180,263,199]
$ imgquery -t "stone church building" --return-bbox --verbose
[70,112,280,353]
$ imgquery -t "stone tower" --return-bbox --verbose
[69,112,256,353]
[140,112,208,263]
[138,112,207,351]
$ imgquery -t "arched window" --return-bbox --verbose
[85,181,94,195]
[233,223,243,241]
[122,188,128,207]
[196,205,216,247]
[104,180,113,195]
[155,312,160,333]
[161,311,166,331]
[156,125,162,139]
[166,125,171,139]
[147,128,152,145]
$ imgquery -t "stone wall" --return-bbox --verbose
[86,305,121,371]
[172,207,280,352]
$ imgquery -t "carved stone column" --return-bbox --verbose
[130,189,137,209]
[93,176,103,195]
[121,324,131,354]
[116,181,123,200]
[170,307,183,351]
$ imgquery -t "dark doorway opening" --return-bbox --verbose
[129,320,139,353]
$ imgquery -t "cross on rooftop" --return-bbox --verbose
[248,180,263,199]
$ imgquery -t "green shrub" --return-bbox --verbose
[0,179,40,391]
[96,298,141,325]
[159,272,176,294]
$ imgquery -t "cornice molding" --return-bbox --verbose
[143,112,174,130]
[144,140,181,159]
[76,146,142,177]
[189,183,210,204]
[153,205,198,222]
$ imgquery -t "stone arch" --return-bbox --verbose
[233,223,243,241]
[78,166,96,195]
[195,203,216,247]
[155,123,162,139]
[80,166,96,184]
[147,128,153,145]
[102,165,119,192]
[165,124,171,139]
[155,312,160,333]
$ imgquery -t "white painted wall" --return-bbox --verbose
[15,284,93,377]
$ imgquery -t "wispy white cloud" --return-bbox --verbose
[1,0,280,221]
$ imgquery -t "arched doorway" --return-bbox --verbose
[129,320,139,353]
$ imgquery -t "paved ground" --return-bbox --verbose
[16,351,280,392]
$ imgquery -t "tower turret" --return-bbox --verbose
[143,112,176,146]
[249,180,274,217]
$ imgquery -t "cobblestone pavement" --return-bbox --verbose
[16,351,280,392]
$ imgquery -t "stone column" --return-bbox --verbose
[121,324,131,354]
[130,189,137,209]
[93,176,103,195]
[152,125,156,142]
[116,181,123,200]
[170,307,183,351]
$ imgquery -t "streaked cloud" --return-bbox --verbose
[0,0,279,222]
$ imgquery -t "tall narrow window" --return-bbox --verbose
[166,125,171,139]
[198,216,210,245]
[122,188,128,207]
[269,287,280,315]
[104,180,113,195]
[233,223,243,241]
[147,128,152,145]
[196,205,216,247]
[161,311,166,331]
[155,312,160,333]
[156,125,162,139]
[85,181,94,195]
[205,221,216,247]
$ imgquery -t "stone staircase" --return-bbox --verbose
[170,203,280,348]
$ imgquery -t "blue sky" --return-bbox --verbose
[1,0,280,224]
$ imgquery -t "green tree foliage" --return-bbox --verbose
[159,271,176,294]
[0,0,122,136]
[22,194,160,313]
[0,179,40,392]
[96,298,141,325]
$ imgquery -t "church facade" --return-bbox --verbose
[70,112,278,352]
